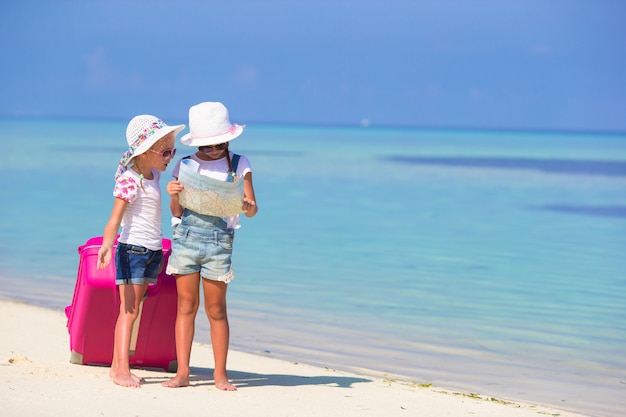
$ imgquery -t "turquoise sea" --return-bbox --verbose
[1,118,624,417]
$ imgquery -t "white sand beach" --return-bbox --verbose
[0,299,590,417]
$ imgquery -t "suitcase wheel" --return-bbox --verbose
[69,350,84,365]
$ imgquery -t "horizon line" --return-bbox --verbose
[1,112,625,137]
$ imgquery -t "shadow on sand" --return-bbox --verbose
[144,366,372,388]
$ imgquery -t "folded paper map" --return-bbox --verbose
[178,158,244,217]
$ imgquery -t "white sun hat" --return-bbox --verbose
[180,102,245,147]
[115,115,185,180]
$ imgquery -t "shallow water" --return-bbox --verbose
[1,118,625,416]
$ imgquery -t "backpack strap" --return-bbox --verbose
[228,153,241,183]
[231,153,241,173]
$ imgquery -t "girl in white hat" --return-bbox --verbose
[97,115,185,388]
[163,102,258,390]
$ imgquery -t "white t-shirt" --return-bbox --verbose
[113,168,162,250]
[172,152,252,229]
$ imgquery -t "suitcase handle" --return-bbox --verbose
[77,236,173,299]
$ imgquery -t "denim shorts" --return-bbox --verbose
[115,242,163,285]
[166,211,235,283]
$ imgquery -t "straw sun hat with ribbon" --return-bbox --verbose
[181,102,245,147]
[115,115,185,180]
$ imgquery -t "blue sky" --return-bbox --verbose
[1,1,624,131]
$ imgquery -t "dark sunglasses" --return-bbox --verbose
[149,148,177,158]
[199,143,228,152]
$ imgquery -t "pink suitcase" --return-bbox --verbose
[65,236,178,372]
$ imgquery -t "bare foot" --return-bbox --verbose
[130,372,144,383]
[110,368,144,383]
[214,376,237,391]
[111,372,141,388]
[161,375,190,388]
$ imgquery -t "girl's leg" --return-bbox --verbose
[162,272,201,388]
[203,279,236,391]
[110,283,148,387]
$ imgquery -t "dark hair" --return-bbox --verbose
[224,143,234,175]
[226,142,237,181]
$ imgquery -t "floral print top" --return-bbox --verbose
[112,168,162,251]
[113,176,139,203]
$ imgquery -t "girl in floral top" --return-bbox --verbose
[97,115,184,388]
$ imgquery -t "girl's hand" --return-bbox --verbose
[97,247,112,270]
[242,197,257,217]
[167,180,184,197]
